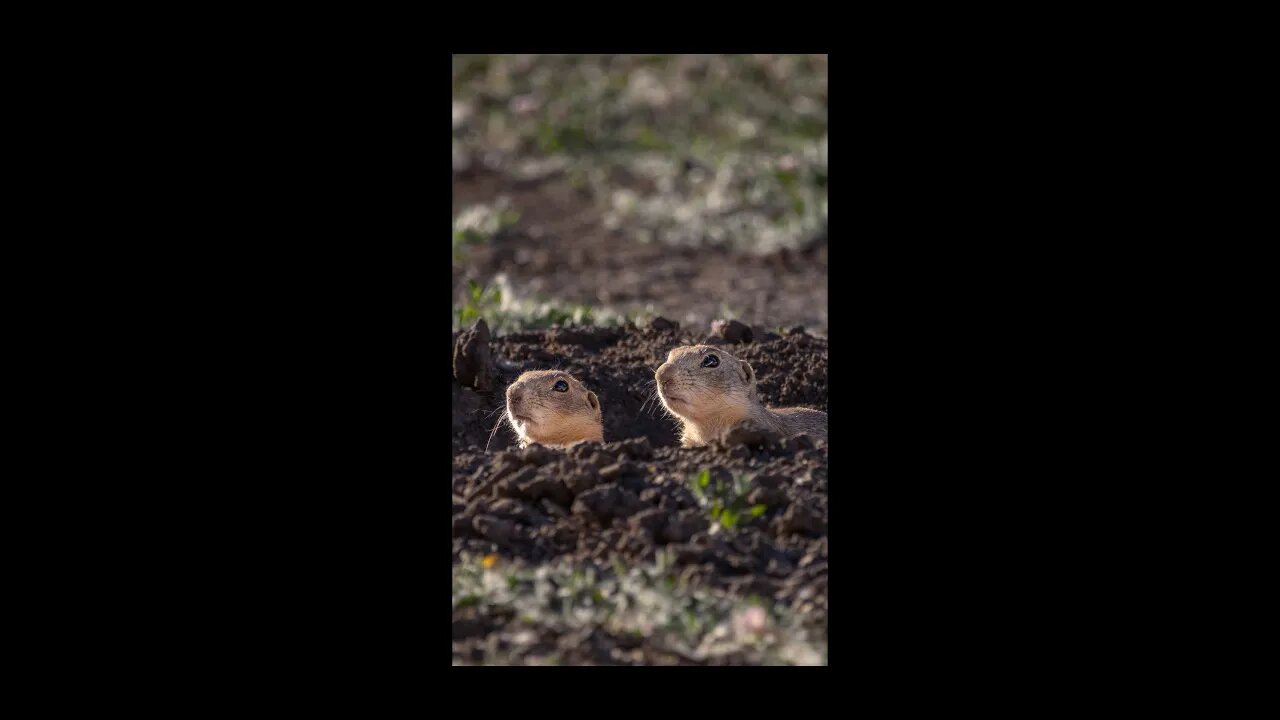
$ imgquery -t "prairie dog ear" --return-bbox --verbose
[738,360,755,386]
[587,391,600,411]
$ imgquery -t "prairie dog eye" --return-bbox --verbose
[553,380,569,392]
[701,354,719,368]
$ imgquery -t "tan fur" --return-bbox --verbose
[772,407,829,439]
[505,370,604,449]
[655,345,827,447]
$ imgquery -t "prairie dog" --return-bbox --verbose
[504,370,604,449]
[655,345,827,447]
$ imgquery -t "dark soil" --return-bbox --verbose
[453,321,828,665]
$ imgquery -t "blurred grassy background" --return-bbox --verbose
[452,55,828,333]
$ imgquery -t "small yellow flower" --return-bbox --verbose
[482,554,498,569]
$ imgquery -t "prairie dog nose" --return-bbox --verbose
[656,363,674,383]
[508,387,524,404]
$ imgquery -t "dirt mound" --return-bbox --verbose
[452,322,828,453]
[452,321,828,665]
[453,436,829,590]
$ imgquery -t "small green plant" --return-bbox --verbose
[456,280,502,326]
[454,274,614,332]
[688,469,767,533]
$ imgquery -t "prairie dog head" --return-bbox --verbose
[655,345,756,439]
[505,370,603,448]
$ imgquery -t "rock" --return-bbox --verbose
[747,485,789,508]
[515,475,572,507]
[519,445,556,467]
[571,485,641,522]
[493,465,539,498]
[717,421,785,448]
[453,319,499,391]
[616,436,653,460]
[473,514,517,543]
[649,316,678,332]
[628,508,667,537]
[562,464,600,496]
[711,319,753,344]
[780,504,825,537]
[753,326,782,342]
[487,498,530,522]
[451,516,476,537]
[661,511,707,544]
